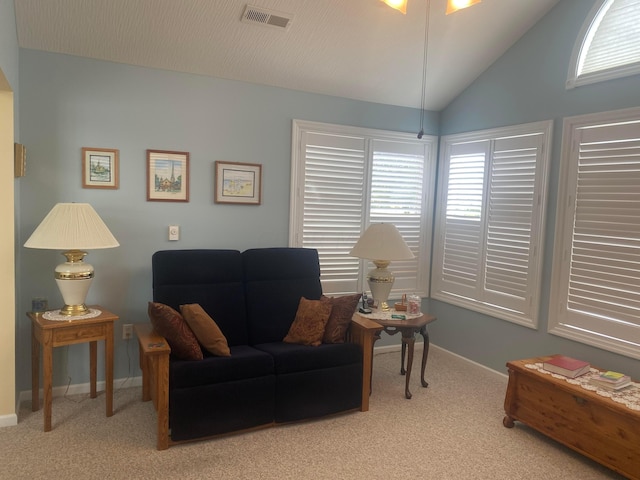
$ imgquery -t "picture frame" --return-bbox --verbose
[215,161,262,205]
[147,149,190,202]
[82,147,119,189]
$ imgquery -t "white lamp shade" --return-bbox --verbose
[350,223,414,261]
[24,203,119,250]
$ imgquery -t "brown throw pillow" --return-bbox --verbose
[283,297,333,347]
[180,304,231,357]
[322,293,362,343]
[147,302,203,360]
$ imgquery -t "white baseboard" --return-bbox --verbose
[12,343,506,417]
[18,375,143,409]
[374,342,508,379]
[0,413,18,427]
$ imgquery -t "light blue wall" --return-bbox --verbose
[17,48,439,392]
[433,0,640,378]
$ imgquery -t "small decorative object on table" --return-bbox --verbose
[542,354,590,378]
[589,371,633,391]
[407,294,421,315]
[394,294,408,311]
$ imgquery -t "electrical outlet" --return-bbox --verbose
[123,324,133,340]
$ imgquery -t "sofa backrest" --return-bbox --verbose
[152,249,249,346]
[242,247,322,345]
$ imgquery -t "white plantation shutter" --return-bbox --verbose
[483,134,544,313]
[550,109,640,358]
[291,120,436,297]
[567,0,640,88]
[432,121,552,327]
[370,140,427,295]
[437,141,488,300]
[299,131,365,294]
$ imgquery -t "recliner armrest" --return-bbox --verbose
[347,315,383,412]
[134,323,171,450]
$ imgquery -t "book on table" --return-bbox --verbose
[588,371,633,391]
[542,355,590,378]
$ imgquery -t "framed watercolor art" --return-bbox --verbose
[214,161,262,205]
[82,147,119,189]
[215,161,262,205]
[147,149,190,202]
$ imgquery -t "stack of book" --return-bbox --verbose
[542,355,590,378]
[589,371,633,391]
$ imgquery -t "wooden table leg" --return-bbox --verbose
[402,333,416,399]
[43,331,53,432]
[32,324,40,412]
[105,323,114,417]
[419,325,430,388]
[90,341,97,399]
[400,342,407,375]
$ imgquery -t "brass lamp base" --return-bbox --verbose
[59,303,90,316]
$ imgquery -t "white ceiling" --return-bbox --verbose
[14,0,560,111]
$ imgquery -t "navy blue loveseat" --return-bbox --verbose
[135,248,382,449]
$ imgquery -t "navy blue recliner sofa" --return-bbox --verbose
[135,248,382,449]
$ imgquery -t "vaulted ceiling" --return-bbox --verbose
[14,0,560,110]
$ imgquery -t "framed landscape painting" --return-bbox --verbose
[82,147,119,189]
[147,149,190,202]
[215,161,262,205]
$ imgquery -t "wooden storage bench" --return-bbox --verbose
[503,356,640,480]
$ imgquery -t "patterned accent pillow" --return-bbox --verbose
[180,303,231,357]
[283,297,333,347]
[322,293,362,344]
[148,302,203,360]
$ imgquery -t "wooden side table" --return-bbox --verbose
[29,305,118,432]
[356,311,437,399]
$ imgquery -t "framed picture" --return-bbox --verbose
[82,147,119,189]
[147,150,189,202]
[215,161,262,205]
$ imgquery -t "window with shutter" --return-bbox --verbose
[290,120,437,297]
[549,107,640,360]
[567,0,640,89]
[432,121,552,328]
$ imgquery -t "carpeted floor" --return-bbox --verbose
[0,346,624,479]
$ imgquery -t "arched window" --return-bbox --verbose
[567,0,640,89]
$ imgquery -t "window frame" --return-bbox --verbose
[567,0,640,89]
[431,120,553,328]
[289,119,437,298]
[548,106,640,360]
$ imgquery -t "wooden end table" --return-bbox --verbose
[357,311,437,399]
[29,305,118,432]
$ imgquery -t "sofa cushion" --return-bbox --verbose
[283,297,332,347]
[322,293,361,344]
[148,302,203,361]
[152,249,249,346]
[180,303,230,356]
[243,248,323,344]
[170,345,274,389]
[255,341,362,375]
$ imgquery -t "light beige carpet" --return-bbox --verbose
[0,346,623,479]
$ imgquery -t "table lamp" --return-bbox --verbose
[350,223,414,311]
[24,203,119,316]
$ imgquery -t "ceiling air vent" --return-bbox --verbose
[241,5,293,30]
